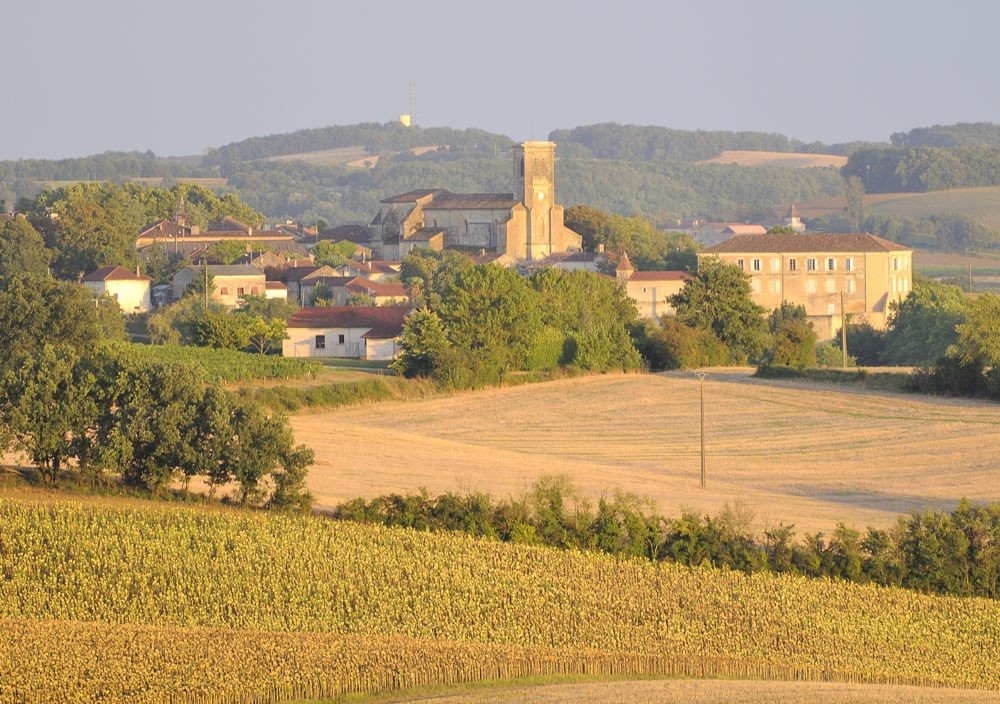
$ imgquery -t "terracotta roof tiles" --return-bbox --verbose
[702,233,911,254]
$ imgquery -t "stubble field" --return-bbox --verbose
[293,372,1000,533]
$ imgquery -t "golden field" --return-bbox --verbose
[2,498,1000,701]
[697,150,848,168]
[293,373,1000,533]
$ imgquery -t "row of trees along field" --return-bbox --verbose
[0,275,313,508]
[336,478,1000,599]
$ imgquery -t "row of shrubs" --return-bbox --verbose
[334,478,1000,599]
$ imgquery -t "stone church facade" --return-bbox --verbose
[372,142,582,262]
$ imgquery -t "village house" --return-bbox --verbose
[300,276,409,307]
[371,142,582,263]
[171,264,267,308]
[614,253,692,318]
[283,306,409,360]
[699,233,913,339]
[264,281,288,301]
[81,266,153,314]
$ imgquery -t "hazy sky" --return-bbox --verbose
[3,0,998,160]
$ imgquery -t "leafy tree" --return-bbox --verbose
[530,268,641,371]
[399,249,474,309]
[764,303,817,370]
[955,293,1000,366]
[564,205,699,271]
[930,213,997,251]
[843,175,866,231]
[883,278,969,366]
[839,322,887,366]
[0,275,125,367]
[241,315,287,354]
[670,259,768,363]
[235,295,296,353]
[631,317,729,371]
[766,225,796,234]
[435,265,542,384]
[189,310,251,349]
[309,282,335,306]
[0,217,51,286]
[311,240,356,268]
[0,345,97,482]
[266,443,316,513]
[206,240,254,265]
[183,263,215,301]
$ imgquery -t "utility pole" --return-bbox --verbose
[202,259,208,311]
[840,291,848,369]
[695,372,707,489]
[969,263,974,293]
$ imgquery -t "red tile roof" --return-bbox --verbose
[265,281,287,290]
[82,266,152,282]
[287,306,409,339]
[347,280,408,297]
[702,233,912,254]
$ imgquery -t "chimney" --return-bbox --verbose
[596,243,605,254]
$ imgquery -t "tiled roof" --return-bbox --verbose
[287,306,409,339]
[265,281,287,290]
[381,189,445,203]
[82,266,152,282]
[406,227,447,241]
[283,266,320,282]
[206,216,250,232]
[182,264,264,277]
[722,224,768,235]
[628,271,692,282]
[702,233,912,254]
[616,252,634,272]
[318,224,374,244]
[424,192,517,210]
[137,219,189,239]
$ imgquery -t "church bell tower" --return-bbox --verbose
[512,141,556,259]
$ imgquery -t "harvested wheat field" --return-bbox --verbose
[390,679,1000,704]
[697,150,848,168]
[293,372,1000,533]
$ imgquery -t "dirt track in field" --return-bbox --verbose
[291,372,1000,534]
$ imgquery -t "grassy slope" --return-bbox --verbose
[292,373,1000,534]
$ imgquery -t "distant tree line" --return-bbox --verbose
[891,122,1000,149]
[549,123,878,161]
[843,145,1000,193]
[335,477,1000,600]
[203,123,514,166]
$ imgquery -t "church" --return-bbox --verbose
[371,142,582,262]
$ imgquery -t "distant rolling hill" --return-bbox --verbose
[795,186,1000,232]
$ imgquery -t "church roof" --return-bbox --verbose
[628,271,692,282]
[381,189,445,203]
[703,233,912,254]
[424,192,517,210]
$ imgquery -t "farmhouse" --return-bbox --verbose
[283,306,409,360]
[81,266,152,314]
[171,264,266,308]
[700,233,913,339]
[372,142,582,263]
[614,253,692,318]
